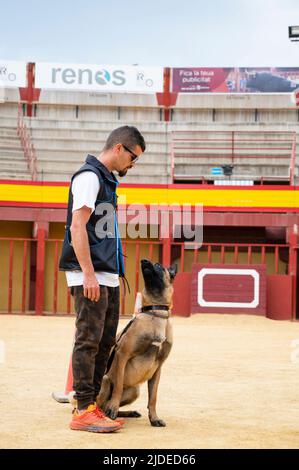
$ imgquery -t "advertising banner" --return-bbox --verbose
[35,62,164,93]
[172,67,299,93]
[0,60,27,88]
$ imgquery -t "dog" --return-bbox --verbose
[96,259,177,427]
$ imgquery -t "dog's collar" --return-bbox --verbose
[140,305,170,319]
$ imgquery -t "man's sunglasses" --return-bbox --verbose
[122,144,139,163]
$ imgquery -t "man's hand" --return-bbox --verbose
[83,271,100,302]
[70,206,100,302]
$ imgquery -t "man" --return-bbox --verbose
[59,126,146,433]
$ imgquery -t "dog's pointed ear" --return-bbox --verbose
[168,264,178,281]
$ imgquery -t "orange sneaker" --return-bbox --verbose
[70,404,122,433]
[95,406,125,426]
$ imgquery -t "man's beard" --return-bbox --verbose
[118,169,128,177]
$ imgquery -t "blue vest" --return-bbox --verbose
[59,154,125,277]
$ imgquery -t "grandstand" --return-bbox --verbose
[1,63,299,319]
[0,115,31,179]
[1,66,299,185]
[170,129,297,184]
[15,118,299,185]
[3,84,299,185]
[25,118,169,183]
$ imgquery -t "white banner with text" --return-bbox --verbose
[35,62,164,93]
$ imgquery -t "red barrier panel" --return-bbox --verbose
[267,275,293,320]
[172,272,192,317]
[190,264,266,315]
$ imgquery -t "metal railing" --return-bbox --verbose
[17,103,38,180]
[290,134,297,185]
[170,130,297,184]
[0,237,36,314]
[172,242,289,275]
[0,236,294,315]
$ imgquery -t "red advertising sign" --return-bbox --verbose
[172,67,299,93]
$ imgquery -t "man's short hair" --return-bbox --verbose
[104,126,146,152]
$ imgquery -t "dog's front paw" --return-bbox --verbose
[150,419,166,427]
[104,402,119,420]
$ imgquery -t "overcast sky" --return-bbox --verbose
[0,0,298,67]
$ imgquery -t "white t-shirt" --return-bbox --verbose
[65,170,120,288]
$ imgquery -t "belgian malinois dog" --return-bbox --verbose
[96,259,177,427]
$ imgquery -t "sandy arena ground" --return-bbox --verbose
[1,313,299,449]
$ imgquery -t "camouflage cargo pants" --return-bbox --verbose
[71,285,120,410]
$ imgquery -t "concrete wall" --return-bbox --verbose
[0,89,20,116]
[175,93,296,109]
[34,104,161,122]
[38,90,159,107]
[0,103,18,117]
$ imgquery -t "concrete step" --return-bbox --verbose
[32,140,167,152]
[36,150,169,164]
[7,115,299,132]
[174,151,293,158]
[168,122,299,132]
[174,162,295,169]
[37,170,169,184]
[120,164,170,178]
[0,141,22,149]
[37,160,169,175]
[176,161,291,167]
[175,166,290,177]
[0,154,26,162]
[1,155,27,163]
[37,172,72,182]
[10,115,299,137]
[0,129,19,137]
[25,117,168,131]
[29,127,168,141]
[0,117,18,127]
[25,116,299,134]
[175,162,290,170]
[0,135,21,143]
[1,160,28,170]
[0,149,25,158]
[30,133,295,151]
[0,170,31,179]
[119,175,169,184]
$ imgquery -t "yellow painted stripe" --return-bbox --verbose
[0,182,298,208]
[117,188,170,205]
[0,184,69,204]
[118,187,299,208]
[172,188,299,208]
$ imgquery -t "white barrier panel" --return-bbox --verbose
[197,268,260,308]
[35,62,164,93]
[0,60,27,88]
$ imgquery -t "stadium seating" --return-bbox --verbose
[170,127,297,184]
[0,95,298,184]
[25,116,298,185]
[25,117,171,183]
[0,115,31,179]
